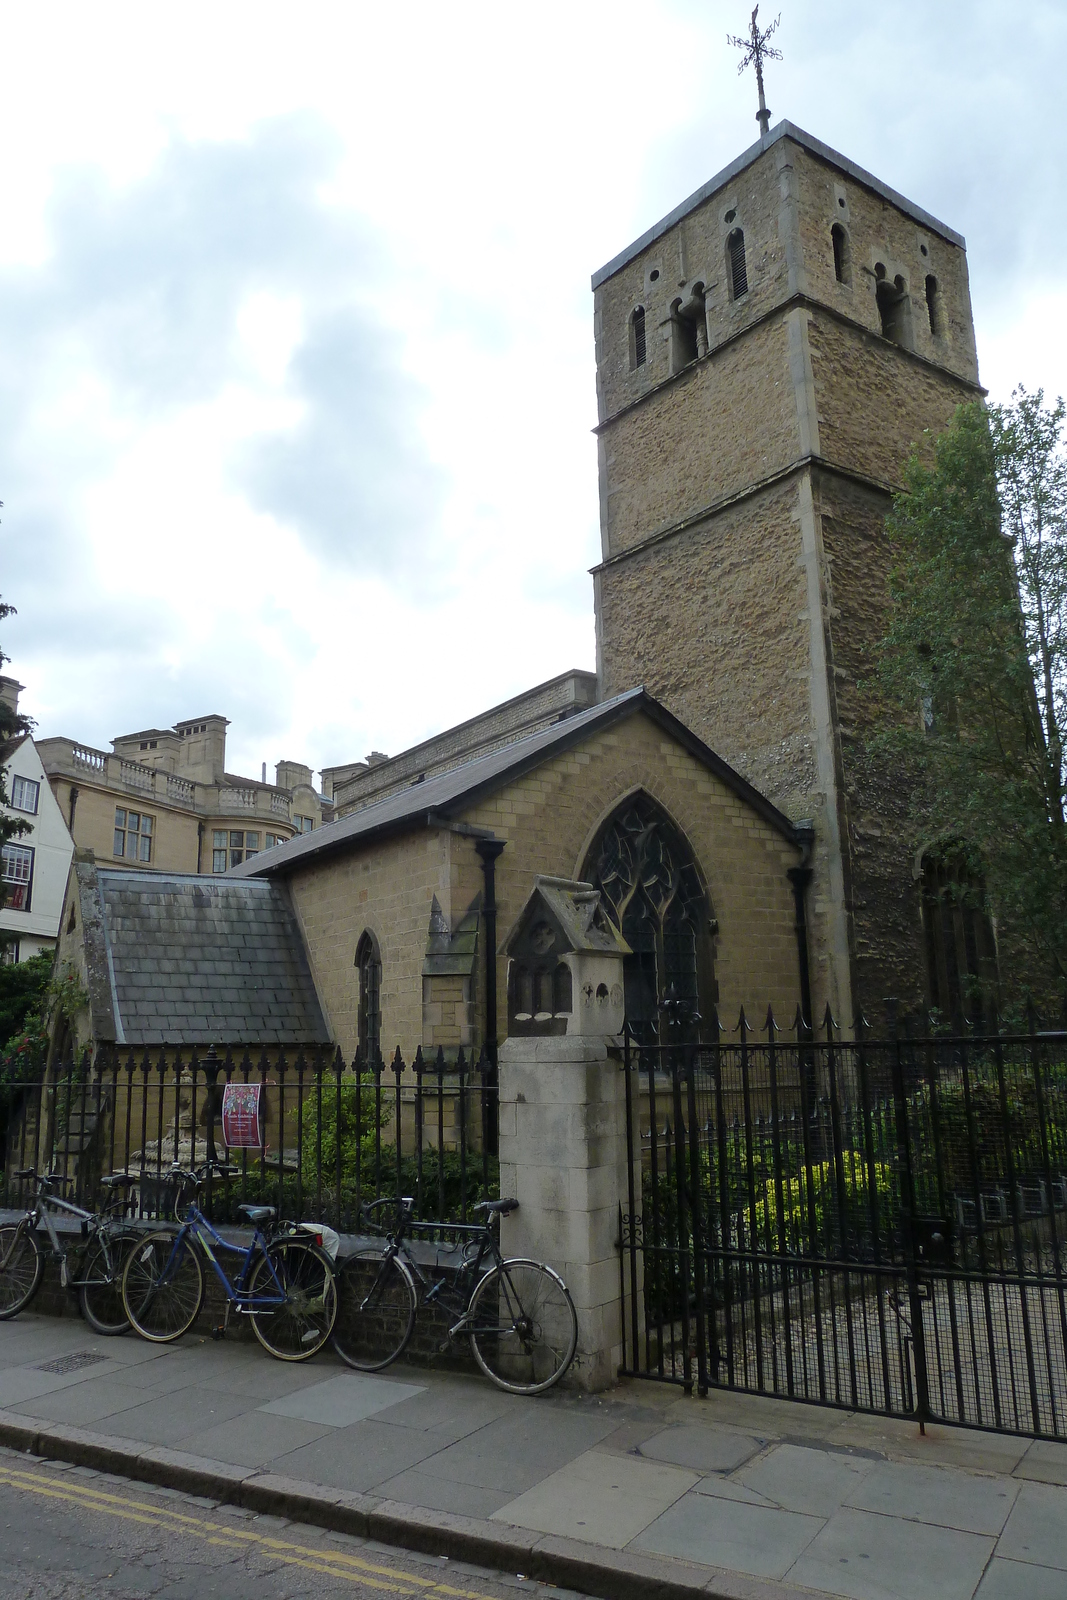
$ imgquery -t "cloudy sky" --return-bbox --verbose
[2,0,1065,783]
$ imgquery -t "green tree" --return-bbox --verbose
[0,951,53,1050]
[875,395,1067,995]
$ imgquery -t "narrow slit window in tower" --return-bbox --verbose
[831,223,851,285]
[925,274,943,337]
[727,229,748,299]
[630,305,646,369]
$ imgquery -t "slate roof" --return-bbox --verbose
[84,867,330,1047]
[231,686,802,881]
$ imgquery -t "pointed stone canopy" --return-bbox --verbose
[422,892,482,978]
[501,876,630,960]
[502,877,630,1039]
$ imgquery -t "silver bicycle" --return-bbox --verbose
[0,1166,139,1334]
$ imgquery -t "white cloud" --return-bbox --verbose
[1,0,1064,780]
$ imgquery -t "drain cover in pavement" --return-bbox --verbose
[35,1351,110,1375]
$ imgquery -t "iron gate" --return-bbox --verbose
[619,1012,1067,1439]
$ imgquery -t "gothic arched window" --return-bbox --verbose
[727,229,748,300]
[356,931,382,1063]
[582,793,713,1040]
[920,847,998,1032]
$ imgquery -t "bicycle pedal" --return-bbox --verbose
[211,1326,226,1341]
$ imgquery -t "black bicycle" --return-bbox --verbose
[332,1197,578,1394]
[122,1161,337,1361]
[0,1167,139,1334]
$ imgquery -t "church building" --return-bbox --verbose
[591,120,982,1028]
[52,120,984,1060]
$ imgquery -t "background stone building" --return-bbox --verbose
[39,713,331,881]
[590,121,983,1029]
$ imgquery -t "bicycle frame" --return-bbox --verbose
[158,1204,290,1311]
[1,1183,126,1290]
[377,1218,503,1337]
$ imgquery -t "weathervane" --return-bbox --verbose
[728,6,783,137]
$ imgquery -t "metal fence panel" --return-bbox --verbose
[1,1044,499,1228]
[619,1011,1067,1440]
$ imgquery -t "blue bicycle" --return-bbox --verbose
[121,1161,337,1361]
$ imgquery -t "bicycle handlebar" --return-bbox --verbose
[169,1160,239,1184]
[15,1168,71,1190]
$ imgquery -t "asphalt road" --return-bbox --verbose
[0,1447,586,1600]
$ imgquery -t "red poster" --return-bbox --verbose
[221,1082,264,1150]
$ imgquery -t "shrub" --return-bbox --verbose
[298,1070,394,1193]
[749,1153,893,1256]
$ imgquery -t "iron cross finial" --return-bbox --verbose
[727,6,783,137]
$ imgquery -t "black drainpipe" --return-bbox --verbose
[475,837,506,1154]
[787,820,816,1033]
[196,821,205,875]
[68,785,79,833]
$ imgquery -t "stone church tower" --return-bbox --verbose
[591,123,983,1028]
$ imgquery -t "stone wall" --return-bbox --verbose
[597,316,800,559]
[284,707,804,1059]
[47,779,202,875]
[287,829,454,1062]
[595,142,792,423]
[791,144,979,383]
[597,477,813,809]
[809,310,978,488]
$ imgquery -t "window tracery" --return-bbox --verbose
[582,794,711,1038]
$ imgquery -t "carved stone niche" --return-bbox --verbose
[501,876,630,1039]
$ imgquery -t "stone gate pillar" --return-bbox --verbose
[496,877,632,1391]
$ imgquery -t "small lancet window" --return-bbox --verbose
[727,229,748,299]
[630,305,646,369]
[925,274,944,337]
[356,931,382,1063]
[831,223,851,285]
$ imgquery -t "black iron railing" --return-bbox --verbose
[620,1007,1067,1440]
[1,1044,499,1228]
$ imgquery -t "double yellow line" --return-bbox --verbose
[0,1461,501,1596]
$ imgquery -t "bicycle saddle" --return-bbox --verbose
[473,1198,519,1215]
[238,1204,275,1224]
[100,1173,135,1187]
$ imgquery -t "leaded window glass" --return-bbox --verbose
[583,794,711,1040]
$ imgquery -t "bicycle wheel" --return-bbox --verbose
[0,1224,42,1320]
[122,1230,204,1341]
[78,1232,136,1335]
[248,1239,338,1361]
[332,1247,417,1372]
[468,1259,578,1394]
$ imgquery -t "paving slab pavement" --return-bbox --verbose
[1,1312,1066,1600]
